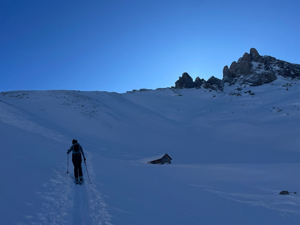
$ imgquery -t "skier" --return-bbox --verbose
[67,139,86,184]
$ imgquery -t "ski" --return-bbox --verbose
[74,178,83,185]
[79,178,84,185]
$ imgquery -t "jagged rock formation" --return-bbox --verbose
[223,48,300,86]
[175,73,195,88]
[203,76,224,91]
[194,77,205,88]
[174,48,300,91]
[175,73,223,91]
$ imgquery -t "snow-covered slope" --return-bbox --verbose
[1,77,300,225]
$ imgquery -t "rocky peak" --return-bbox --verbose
[222,48,300,86]
[175,73,195,89]
[203,76,224,91]
[242,53,251,62]
[174,73,223,91]
[194,77,205,88]
[250,48,259,58]
[174,48,300,92]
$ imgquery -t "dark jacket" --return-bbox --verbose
[67,143,86,160]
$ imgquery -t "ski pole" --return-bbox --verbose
[67,154,69,174]
[84,161,91,184]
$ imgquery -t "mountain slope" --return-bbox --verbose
[1,76,300,224]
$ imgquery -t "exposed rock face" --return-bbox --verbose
[174,48,300,92]
[175,73,195,89]
[174,73,223,91]
[194,77,205,88]
[223,48,300,86]
[203,76,224,91]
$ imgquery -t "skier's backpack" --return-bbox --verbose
[73,143,81,155]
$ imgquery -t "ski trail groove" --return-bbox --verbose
[28,151,112,225]
[73,183,86,225]
[71,150,112,225]
[79,186,85,224]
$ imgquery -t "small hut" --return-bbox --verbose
[148,154,172,164]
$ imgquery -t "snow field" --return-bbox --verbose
[0,76,300,224]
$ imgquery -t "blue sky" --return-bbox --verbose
[1,0,299,93]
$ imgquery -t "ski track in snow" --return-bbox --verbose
[192,184,300,223]
[73,181,91,225]
[25,151,112,225]
[3,79,299,225]
[0,100,113,224]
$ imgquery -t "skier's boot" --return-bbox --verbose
[75,178,79,184]
[80,176,83,181]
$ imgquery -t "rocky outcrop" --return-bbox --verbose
[194,77,205,88]
[175,73,223,91]
[174,48,300,91]
[223,48,300,86]
[175,73,195,89]
[203,76,224,91]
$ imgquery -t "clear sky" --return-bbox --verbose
[1,0,299,93]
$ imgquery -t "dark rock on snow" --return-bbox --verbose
[194,77,205,88]
[175,73,195,89]
[203,76,224,91]
[174,48,300,91]
[175,73,223,91]
[222,48,300,86]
